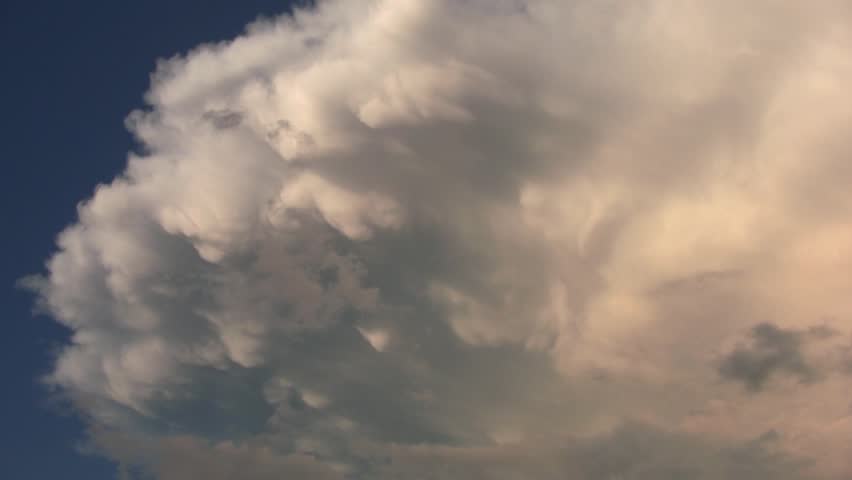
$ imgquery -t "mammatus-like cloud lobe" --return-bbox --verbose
[28,0,852,478]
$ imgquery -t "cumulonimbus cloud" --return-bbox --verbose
[26,0,852,478]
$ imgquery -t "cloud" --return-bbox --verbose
[718,322,852,392]
[93,423,812,480]
[25,0,852,478]
[718,323,819,391]
[92,430,345,480]
[381,425,811,480]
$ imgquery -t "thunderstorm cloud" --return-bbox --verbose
[27,0,852,478]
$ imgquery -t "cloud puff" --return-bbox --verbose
[719,323,820,391]
[717,323,852,392]
[27,0,852,478]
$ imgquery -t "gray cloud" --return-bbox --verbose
[25,0,852,478]
[93,430,345,480]
[94,423,814,480]
[718,323,818,391]
[718,323,852,392]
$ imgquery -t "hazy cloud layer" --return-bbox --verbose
[28,0,852,478]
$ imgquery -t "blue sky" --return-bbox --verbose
[2,2,300,478]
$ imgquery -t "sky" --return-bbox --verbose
[5,1,852,479]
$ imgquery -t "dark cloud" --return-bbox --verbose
[203,109,244,130]
[95,422,815,480]
[718,323,818,391]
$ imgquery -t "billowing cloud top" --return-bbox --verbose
[27,0,852,478]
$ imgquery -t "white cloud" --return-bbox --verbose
[27,0,852,478]
[356,326,390,352]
